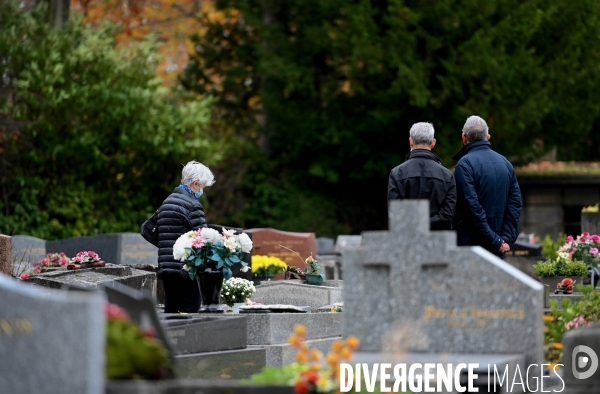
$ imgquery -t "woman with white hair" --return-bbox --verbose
[156,160,215,313]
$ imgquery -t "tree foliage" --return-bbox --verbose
[183,0,600,235]
[0,1,215,239]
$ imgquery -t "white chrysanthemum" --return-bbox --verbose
[237,233,253,253]
[173,231,194,261]
[200,227,221,243]
[224,237,238,252]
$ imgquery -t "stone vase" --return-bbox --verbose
[228,302,245,314]
[304,273,324,286]
[197,268,225,313]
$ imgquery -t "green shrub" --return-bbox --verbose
[541,234,567,259]
[533,259,588,277]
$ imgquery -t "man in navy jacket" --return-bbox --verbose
[452,116,522,258]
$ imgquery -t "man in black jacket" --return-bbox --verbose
[157,160,215,313]
[452,116,522,258]
[388,122,456,230]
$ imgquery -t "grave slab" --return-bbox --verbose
[174,347,266,379]
[0,273,104,394]
[344,200,545,367]
[162,315,247,355]
[105,379,294,394]
[28,263,156,295]
[245,312,343,345]
[252,281,342,309]
[250,336,343,367]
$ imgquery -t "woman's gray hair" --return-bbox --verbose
[181,161,215,188]
[410,122,435,145]
[462,116,489,142]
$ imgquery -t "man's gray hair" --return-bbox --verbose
[181,160,215,188]
[462,115,489,142]
[409,122,435,145]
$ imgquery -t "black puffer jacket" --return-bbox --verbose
[156,188,207,279]
[388,149,457,230]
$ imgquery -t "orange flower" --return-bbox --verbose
[294,325,307,337]
[346,336,360,350]
[296,350,309,363]
[309,349,322,362]
[340,347,352,361]
[544,326,549,333]
[553,343,564,349]
[288,334,302,348]
[309,363,321,372]
[548,363,562,370]
[326,353,340,366]
[331,340,344,353]
[543,315,555,322]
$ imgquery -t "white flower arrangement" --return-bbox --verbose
[221,277,256,307]
[173,228,253,280]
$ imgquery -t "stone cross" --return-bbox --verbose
[343,200,544,366]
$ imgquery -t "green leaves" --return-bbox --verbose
[0,1,217,239]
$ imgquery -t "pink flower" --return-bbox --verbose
[19,273,30,280]
[592,235,600,243]
[566,235,574,242]
[191,237,204,248]
[591,248,599,256]
[104,303,130,321]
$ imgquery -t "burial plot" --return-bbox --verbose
[0,273,104,394]
[46,233,157,266]
[29,263,156,294]
[245,228,316,268]
[343,200,545,367]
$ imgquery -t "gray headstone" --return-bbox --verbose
[0,273,104,394]
[46,233,157,266]
[334,235,362,254]
[343,200,544,367]
[28,263,156,295]
[0,234,12,275]
[316,237,335,255]
[12,235,47,267]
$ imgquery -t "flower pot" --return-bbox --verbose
[253,274,275,286]
[538,276,584,290]
[196,268,225,313]
[304,273,324,286]
[226,302,246,314]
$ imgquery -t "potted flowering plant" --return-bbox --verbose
[221,277,255,313]
[251,255,288,284]
[67,251,105,269]
[173,227,253,313]
[556,232,600,287]
[279,245,324,286]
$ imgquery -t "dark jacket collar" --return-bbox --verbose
[452,140,492,161]
[172,187,199,204]
[404,149,443,164]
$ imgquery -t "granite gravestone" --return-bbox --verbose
[12,235,47,267]
[0,273,105,394]
[334,235,362,254]
[46,233,157,266]
[245,228,316,268]
[0,234,12,275]
[343,200,544,367]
